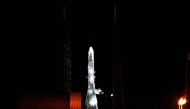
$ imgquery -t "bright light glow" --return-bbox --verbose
[178,98,186,105]
[111,94,113,97]
[88,47,94,61]
[89,69,94,73]
[89,96,97,106]
[86,47,98,109]
[89,76,94,83]
[88,89,93,94]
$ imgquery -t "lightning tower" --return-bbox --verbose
[112,4,125,109]
[58,5,71,92]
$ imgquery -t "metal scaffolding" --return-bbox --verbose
[59,5,71,92]
[112,4,125,109]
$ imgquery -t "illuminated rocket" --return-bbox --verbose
[85,47,98,109]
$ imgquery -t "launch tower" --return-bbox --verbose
[112,4,125,109]
[185,53,190,109]
[58,5,71,92]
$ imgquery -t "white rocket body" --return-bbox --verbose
[85,47,98,109]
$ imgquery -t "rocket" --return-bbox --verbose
[85,47,98,109]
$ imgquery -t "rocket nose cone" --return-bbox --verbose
[88,46,94,60]
[88,47,94,56]
[89,47,94,54]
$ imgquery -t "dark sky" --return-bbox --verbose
[1,1,189,109]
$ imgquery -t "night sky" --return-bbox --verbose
[1,1,189,109]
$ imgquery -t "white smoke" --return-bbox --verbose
[95,88,104,95]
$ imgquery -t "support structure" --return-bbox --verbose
[58,5,71,92]
[185,53,190,109]
[63,33,71,92]
[112,4,125,109]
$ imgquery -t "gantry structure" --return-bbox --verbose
[58,5,71,92]
[112,4,125,109]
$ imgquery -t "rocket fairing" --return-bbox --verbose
[85,47,98,109]
[88,47,95,83]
